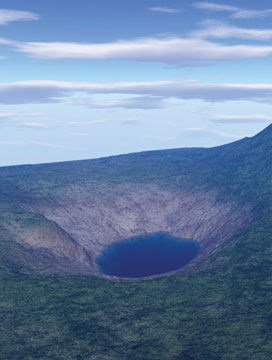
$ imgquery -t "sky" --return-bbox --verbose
[0,0,272,166]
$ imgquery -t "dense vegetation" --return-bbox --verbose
[0,125,271,359]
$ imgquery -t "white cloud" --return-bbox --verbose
[0,112,46,128]
[67,119,111,125]
[11,36,272,62]
[211,114,272,124]
[193,2,237,12]
[0,9,39,25]
[17,122,47,128]
[0,112,45,121]
[67,117,140,126]
[1,80,272,104]
[232,9,272,19]
[193,2,272,19]
[0,36,16,49]
[0,37,11,59]
[148,7,182,14]
[193,20,272,41]
[82,96,168,109]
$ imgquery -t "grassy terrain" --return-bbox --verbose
[0,125,271,359]
[0,217,271,359]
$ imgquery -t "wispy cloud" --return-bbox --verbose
[67,117,140,126]
[0,112,44,119]
[9,36,272,63]
[0,140,22,145]
[0,37,14,45]
[0,140,61,148]
[0,9,39,25]
[67,119,111,126]
[193,20,272,41]
[16,122,47,128]
[82,96,168,109]
[1,80,272,104]
[193,2,272,19]
[148,7,182,14]
[30,141,63,148]
[193,2,237,12]
[184,127,247,139]
[211,114,272,124]
[232,9,272,19]
[143,135,177,141]
[0,112,46,128]
[119,117,141,126]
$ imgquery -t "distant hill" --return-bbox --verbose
[0,124,271,359]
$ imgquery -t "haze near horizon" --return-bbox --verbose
[1,0,272,166]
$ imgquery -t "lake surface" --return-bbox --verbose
[97,232,199,278]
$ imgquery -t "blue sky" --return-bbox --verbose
[0,0,272,165]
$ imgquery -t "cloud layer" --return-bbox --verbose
[8,36,272,62]
[1,80,272,104]
[82,96,168,109]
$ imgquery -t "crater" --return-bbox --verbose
[96,232,199,278]
[21,184,253,277]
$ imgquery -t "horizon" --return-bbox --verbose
[0,122,270,168]
[0,124,272,169]
[1,0,272,166]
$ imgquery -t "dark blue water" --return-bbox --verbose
[97,232,199,278]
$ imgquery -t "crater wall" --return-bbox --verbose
[22,184,253,275]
